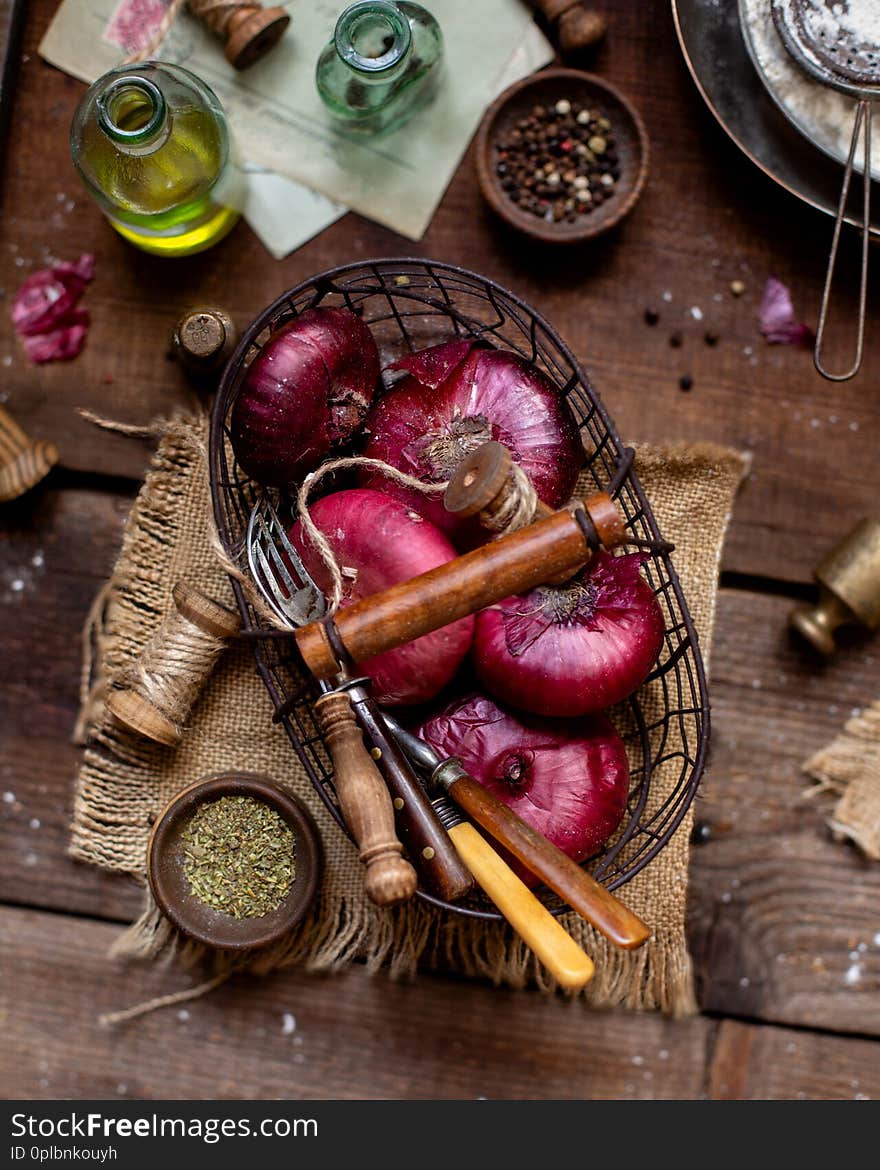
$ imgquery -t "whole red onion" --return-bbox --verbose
[361,338,583,541]
[418,693,630,881]
[473,551,665,717]
[289,488,474,706]
[231,307,379,486]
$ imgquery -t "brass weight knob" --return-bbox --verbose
[790,519,880,656]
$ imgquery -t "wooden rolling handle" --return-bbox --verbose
[444,767,650,950]
[296,491,626,679]
[448,821,594,990]
[314,691,417,908]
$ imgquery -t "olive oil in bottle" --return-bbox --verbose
[70,62,242,257]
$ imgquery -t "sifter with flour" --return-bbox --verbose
[769,0,879,380]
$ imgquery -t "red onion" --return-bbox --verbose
[289,488,474,706]
[418,693,630,881]
[758,276,814,347]
[361,338,583,541]
[231,307,379,486]
[473,551,665,718]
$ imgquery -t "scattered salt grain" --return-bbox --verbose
[29,818,40,830]
[873,932,880,947]
[2,356,11,367]
[631,1055,644,1066]
[10,579,24,593]
[785,1042,797,1054]
[844,962,862,986]
[850,421,860,431]
[3,791,14,803]
[293,1053,306,1064]
[658,1049,669,1060]
[854,1093,871,1100]
[662,290,672,303]
[117,1083,127,1095]
[177,1009,190,1022]
[739,977,750,988]
[690,306,703,320]
[32,551,44,569]
[24,852,37,866]
[281,1013,297,1035]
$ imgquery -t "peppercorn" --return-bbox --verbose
[669,332,683,348]
[492,98,620,224]
[644,308,660,326]
[704,331,719,347]
[679,374,693,391]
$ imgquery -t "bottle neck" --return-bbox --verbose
[334,2,413,84]
[96,76,170,154]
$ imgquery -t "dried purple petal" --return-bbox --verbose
[759,276,814,346]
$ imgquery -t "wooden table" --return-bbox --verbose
[2,0,879,1101]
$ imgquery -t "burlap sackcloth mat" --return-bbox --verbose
[803,702,880,861]
[72,415,748,1017]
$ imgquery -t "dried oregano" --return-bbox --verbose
[182,795,295,918]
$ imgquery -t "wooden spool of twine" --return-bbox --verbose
[128,1,290,71]
[107,582,241,747]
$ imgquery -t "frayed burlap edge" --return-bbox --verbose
[72,418,748,1019]
[803,700,880,861]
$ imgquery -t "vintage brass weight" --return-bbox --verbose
[790,519,880,656]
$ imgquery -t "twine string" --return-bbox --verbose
[295,457,451,615]
[480,461,538,535]
[120,601,232,737]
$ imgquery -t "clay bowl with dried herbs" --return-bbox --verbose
[148,773,323,950]
[475,68,649,244]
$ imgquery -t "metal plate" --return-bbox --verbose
[672,0,880,240]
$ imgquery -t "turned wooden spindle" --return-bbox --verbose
[314,691,417,908]
[190,2,290,71]
[0,405,58,504]
[526,0,607,57]
[295,488,626,680]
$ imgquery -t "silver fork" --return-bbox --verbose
[244,493,474,905]
[246,493,326,629]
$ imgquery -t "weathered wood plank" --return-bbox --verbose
[0,904,712,1100]
[1,1,879,583]
[689,588,880,1035]
[709,1020,880,1100]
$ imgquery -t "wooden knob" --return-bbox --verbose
[106,688,179,747]
[172,307,237,375]
[0,405,58,504]
[172,581,241,639]
[314,691,417,908]
[558,8,607,55]
[224,6,290,70]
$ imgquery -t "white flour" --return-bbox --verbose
[740,0,878,178]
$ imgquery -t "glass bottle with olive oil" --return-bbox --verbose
[70,62,242,257]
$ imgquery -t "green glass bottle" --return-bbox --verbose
[70,61,242,257]
[316,1,443,136]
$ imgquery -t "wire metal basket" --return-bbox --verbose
[209,258,710,920]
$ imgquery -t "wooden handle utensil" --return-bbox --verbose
[314,690,417,908]
[444,818,594,990]
[432,791,594,988]
[337,679,473,903]
[438,762,650,950]
[295,491,626,679]
[387,718,650,950]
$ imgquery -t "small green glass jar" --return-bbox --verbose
[70,61,243,257]
[316,1,444,136]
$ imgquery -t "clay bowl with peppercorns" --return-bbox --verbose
[475,68,648,244]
